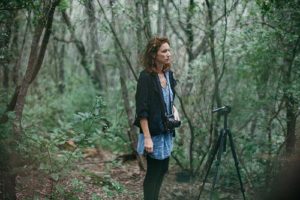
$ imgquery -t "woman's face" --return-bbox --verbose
[155,42,171,66]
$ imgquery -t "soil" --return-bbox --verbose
[18,117,300,200]
[16,150,204,200]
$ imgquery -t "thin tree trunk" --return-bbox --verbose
[206,0,221,109]
[3,65,9,89]
[14,1,59,135]
[157,0,163,35]
[53,36,65,94]
[61,11,93,81]
[58,42,65,93]
[265,125,273,187]
[12,12,30,86]
[96,0,137,80]
[141,0,152,39]
[53,15,66,94]
[85,0,107,91]
[135,0,143,57]
[200,0,223,182]
[1,10,14,91]
[285,93,297,153]
[0,9,16,200]
[282,38,299,153]
[110,0,145,170]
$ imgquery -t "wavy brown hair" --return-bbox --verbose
[142,36,171,73]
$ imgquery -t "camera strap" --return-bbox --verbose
[155,72,172,118]
[165,71,174,115]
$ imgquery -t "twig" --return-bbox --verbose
[96,0,137,81]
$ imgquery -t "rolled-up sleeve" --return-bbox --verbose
[135,72,150,120]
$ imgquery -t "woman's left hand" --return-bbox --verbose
[173,106,180,121]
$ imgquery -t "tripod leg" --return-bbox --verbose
[210,129,226,200]
[228,130,246,200]
[223,131,227,152]
[197,130,223,200]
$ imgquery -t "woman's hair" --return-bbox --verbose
[142,36,171,72]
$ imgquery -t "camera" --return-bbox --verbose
[165,114,181,130]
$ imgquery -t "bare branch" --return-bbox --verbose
[169,0,186,32]
[96,0,137,81]
[163,1,186,46]
[52,36,77,43]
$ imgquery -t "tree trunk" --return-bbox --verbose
[1,10,14,92]
[61,11,93,81]
[285,93,297,153]
[53,36,65,94]
[282,50,298,153]
[52,17,66,94]
[58,41,65,94]
[96,0,137,80]
[12,12,30,86]
[1,1,60,199]
[135,0,143,57]
[14,1,59,136]
[110,0,145,170]
[200,0,223,180]
[85,0,107,91]
[156,0,163,35]
[3,65,9,90]
[0,9,16,200]
[141,0,152,39]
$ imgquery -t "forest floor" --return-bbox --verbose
[16,149,242,200]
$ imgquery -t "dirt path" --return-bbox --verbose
[17,149,249,200]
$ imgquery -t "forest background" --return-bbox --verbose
[0,0,300,199]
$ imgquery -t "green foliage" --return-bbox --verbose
[0,0,35,10]
[58,0,70,11]
[100,84,135,153]
[18,93,110,197]
[51,178,86,200]
[1,0,299,199]
[83,170,125,197]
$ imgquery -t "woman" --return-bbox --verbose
[135,36,180,200]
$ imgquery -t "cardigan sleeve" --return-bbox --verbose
[135,71,150,120]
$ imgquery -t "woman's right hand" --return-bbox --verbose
[144,137,153,153]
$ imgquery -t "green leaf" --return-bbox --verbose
[51,173,60,181]
[58,0,69,11]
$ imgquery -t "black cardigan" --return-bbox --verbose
[134,69,177,136]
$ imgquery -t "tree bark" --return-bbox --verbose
[156,0,163,35]
[14,1,59,135]
[85,0,107,91]
[0,9,16,200]
[1,10,14,91]
[141,0,152,39]
[285,87,297,154]
[282,39,299,153]
[58,41,65,94]
[135,0,143,57]
[12,12,30,86]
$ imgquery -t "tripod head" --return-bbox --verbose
[212,105,231,115]
[212,105,231,130]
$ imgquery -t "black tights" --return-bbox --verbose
[143,155,169,200]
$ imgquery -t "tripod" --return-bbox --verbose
[197,106,246,200]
